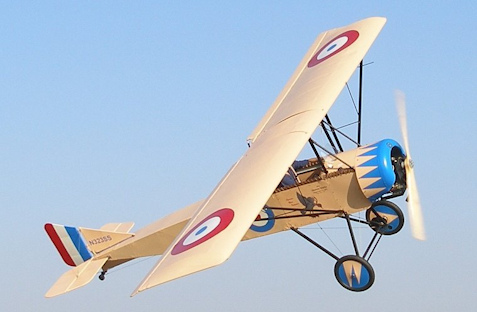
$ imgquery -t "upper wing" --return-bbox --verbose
[132,17,386,295]
[248,17,385,143]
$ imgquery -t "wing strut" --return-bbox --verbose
[308,138,328,174]
[321,115,343,153]
[326,115,344,152]
[357,60,364,146]
[321,59,364,150]
[308,138,353,169]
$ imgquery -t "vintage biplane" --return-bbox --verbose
[44,16,425,297]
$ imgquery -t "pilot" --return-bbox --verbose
[280,159,310,186]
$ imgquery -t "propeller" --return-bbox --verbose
[395,90,426,241]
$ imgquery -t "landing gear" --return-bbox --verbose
[366,200,404,235]
[291,200,403,292]
[334,255,375,292]
[292,225,374,292]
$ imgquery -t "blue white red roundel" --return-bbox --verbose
[250,209,275,232]
[308,30,359,67]
[171,208,234,255]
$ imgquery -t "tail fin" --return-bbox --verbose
[80,222,134,254]
[44,222,135,297]
[45,223,93,267]
[44,222,134,266]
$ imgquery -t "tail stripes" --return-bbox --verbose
[45,223,92,267]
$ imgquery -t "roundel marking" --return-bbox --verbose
[171,208,234,255]
[250,209,275,232]
[308,30,359,67]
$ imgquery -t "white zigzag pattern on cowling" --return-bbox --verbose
[356,145,385,199]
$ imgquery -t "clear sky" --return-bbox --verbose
[2,1,476,311]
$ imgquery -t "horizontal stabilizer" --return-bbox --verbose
[45,258,108,298]
[99,222,135,233]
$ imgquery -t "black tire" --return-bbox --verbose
[334,255,375,292]
[366,200,404,235]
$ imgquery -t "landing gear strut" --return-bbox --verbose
[291,200,404,292]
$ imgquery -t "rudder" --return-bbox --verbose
[45,223,92,267]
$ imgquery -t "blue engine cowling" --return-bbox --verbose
[354,139,406,202]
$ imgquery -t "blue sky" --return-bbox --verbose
[1,1,476,311]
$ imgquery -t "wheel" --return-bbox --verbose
[366,200,404,235]
[334,255,375,292]
[99,271,106,281]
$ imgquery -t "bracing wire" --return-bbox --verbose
[311,223,343,256]
[346,82,359,114]
[104,256,155,276]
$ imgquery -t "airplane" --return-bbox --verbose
[44,16,425,297]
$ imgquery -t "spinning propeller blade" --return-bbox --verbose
[395,90,426,241]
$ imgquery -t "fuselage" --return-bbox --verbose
[98,139,407,271]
